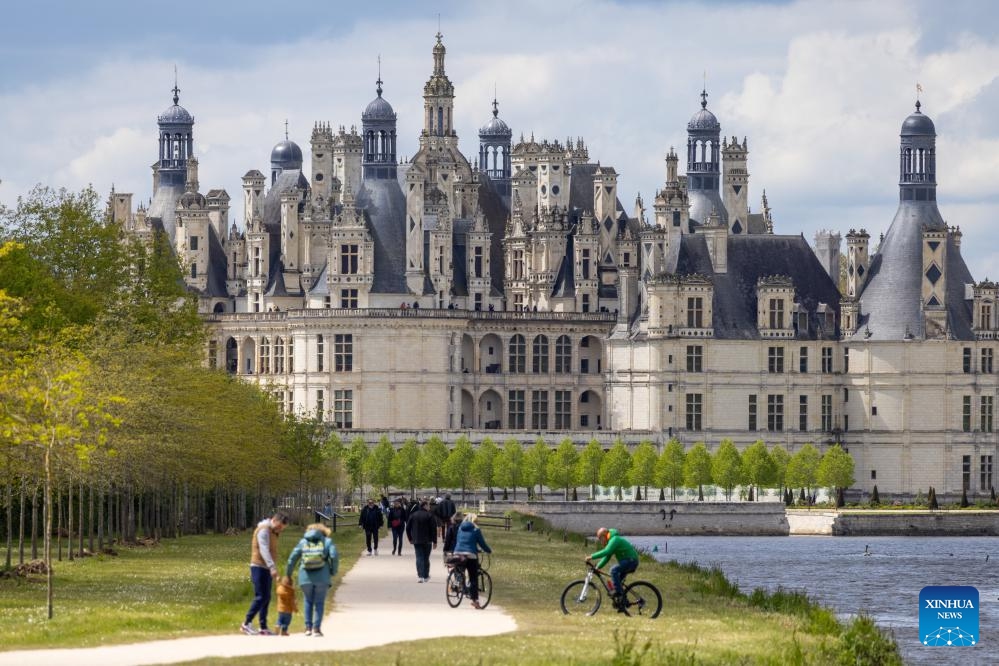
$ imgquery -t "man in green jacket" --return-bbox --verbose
[588,527,639,598]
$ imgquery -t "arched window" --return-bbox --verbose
[509,334,526,373]
[532,335,549,373]
[555,335,572,373]
[260,336,271,374]
[438,107,444,135]
[274,337,285,374]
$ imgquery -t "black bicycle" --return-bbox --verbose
[560,561,662,618]
[445,555,493,609]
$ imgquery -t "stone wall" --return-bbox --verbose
[830,510,999,536]
[485,500,790,536]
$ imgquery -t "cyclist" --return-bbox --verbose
[587,527,639,600]
[453,513,492,609]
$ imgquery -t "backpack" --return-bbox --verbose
[301,539,327,570]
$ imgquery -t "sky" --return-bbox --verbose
[1,0,997,278]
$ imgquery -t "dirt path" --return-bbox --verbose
[0,545,517,666]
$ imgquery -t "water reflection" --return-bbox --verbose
[632,535,999,666]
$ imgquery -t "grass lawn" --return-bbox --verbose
[0,525,363,649]
[0,514,899,665]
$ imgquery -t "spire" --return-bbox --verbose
[172,65,180,105]
[433,31,446,75]
[284,119,289,140]
[700,87,708,110]
[492,85,499,118]
[376,55,383,97]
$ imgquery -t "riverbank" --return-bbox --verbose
[488,500,999,536]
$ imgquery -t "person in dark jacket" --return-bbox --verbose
[442,512,464,557]
[452,513,492,609]
[438,494,457,539]
[358,498,384,556]
[387,499,408,556]
[406,499,438,582]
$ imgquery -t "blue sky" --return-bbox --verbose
[1,0,997,278]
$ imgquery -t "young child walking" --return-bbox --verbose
[276,575,298,635]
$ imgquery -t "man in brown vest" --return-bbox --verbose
[241,511,289,635]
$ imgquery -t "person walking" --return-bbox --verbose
[406,499,437,582]
[241,511,289,635]
[438,494,457,539]
[286,522,339,637]
[387,499,408,556]
[359,498,384,556]
[452,513,492,609]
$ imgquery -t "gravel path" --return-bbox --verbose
[0,545,517,666]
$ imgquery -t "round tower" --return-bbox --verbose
[899,99,936,202]
[157,83,194,187]
[686,89,727,227]
[362,64,398,180]
[479,96,512,199]
[270,127,303,186]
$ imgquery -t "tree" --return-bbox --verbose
[471,437,498,499]
[279,411,332,507]
[365,436,396,496]
[655,438,685,500]
[770,445,791,495]
[391,439,420,498]
[630,440,657,499]
[442,436,475,502]
[711,439,744,500]
[683,442,713,501]
[417,436,449,496]
[344,437,370,501]
[816,444,855,507]
[548,438,580,500]
[576,439,604,500]
[741,440,775,501]
[495,439,524,500]
[524,438,551,499]
[600,440,632,500]
[786,444,821,500]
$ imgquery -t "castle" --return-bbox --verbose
[111,34,999,496]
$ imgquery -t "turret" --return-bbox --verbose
[721,136,749,234]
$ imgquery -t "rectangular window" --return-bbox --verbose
[512,250,525,280]
[340,288,358,308]
[208,339,218,369]
[686,345,703,372]
[963,454,972,491]
[513,294,524,311]
[316,334,324,371]
[963,347,972,373]
[474,247,483,278]
[821,347,833,373]
[769,298,784,329]
[685,393,703,431]
[963,395,972,432]
[767,394,784,432]
[581,294,590,313]
[333,389,352,429]
[768,346,785,373]
[981,455,994,493]
[508,390,525,429]
[190,236,198,251]
[844,414,849,432]
[799,395,808,432]
[474,293,482,311]
[982,395,994,433]
[799,346,808,373]
[821,394,833,432]
[555,336,572,373]
[334,334,353,372]
[288,337,294,373]
[554,390,572,429]
[581,250,591,279]
[341,244,359,274]
[190,263,197,278]
[843,347,850,373]
[982,303,993,329]
[983,348,994,374]
[844,388,849,402]
[687,297,704,328]
[531,390,549,430]
[316,389,324,416]
[748,395,757,431]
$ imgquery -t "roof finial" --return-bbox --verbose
[172,65,180,105]
[284,119,289,140]
[492,84,499,118]
[915,82,923,112]
[701,72,708,109]
[376,55,383,97]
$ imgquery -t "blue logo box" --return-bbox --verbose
[920,586,979,647]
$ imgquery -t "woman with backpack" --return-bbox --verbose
[286,523,339,637]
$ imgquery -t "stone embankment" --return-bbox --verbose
[485,501,999,536]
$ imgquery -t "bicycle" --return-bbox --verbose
[445,554,493,609]
[560,561,662,618]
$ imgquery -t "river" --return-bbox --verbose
[631,535,999,666]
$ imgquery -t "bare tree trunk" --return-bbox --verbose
[87,482,94,554]
[18,480,26,565]
[67,479,74,561]
[44,447,53,619]
[56,486,63,562]
[97,488,104,552]
[77,477,84,557]
[31,484,39,561]
[4,476,12,569]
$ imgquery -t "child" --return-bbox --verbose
[276,575,298,636]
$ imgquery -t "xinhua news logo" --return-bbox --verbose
[919,586,979,647]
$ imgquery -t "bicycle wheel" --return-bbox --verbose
[478,550,492,571]
[477,570,493,608]
[560,580,602,616]
[621,581,662,618]
[446,568,465,608]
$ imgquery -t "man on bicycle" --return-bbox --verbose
[587,527,639,599]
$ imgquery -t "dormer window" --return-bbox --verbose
[769,299,784,329]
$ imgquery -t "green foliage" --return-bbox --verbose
[600,440,632,499]
[471,437,498,491]
[711,439,743,500]
[365,436,396,494]
[576,439,604,499]
[787,444,821,495]
[769,445,791,491]
[548,438,580,499]
[630,440,657,496]
[523,438,551,497]
[416,435,448,495]
[442,436,475,497]
[495,439,525,500]
[655,438,685,500]
[279,411,332,492]
[742,440,776,498]
[838,614,903,665]
[391,439,420,497]
[610,629,654,666]
[683,442,713,498]
[345,437,370,497]
[817,444,855,495]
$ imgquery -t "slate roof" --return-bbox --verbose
[147,183,185,241]
[675,234,841,340]
[356,177,408,294]
[204,223,230,297]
